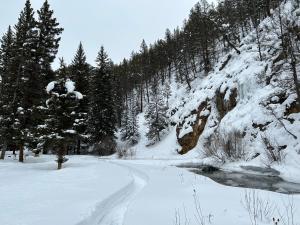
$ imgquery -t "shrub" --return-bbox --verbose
[116,146,136,159]
[261,134,286,164]
[203,129,246,162]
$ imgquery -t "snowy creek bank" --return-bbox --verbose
[179,163,300,194]
[1,156,300,225]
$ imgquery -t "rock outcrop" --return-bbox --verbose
[216,87,237,119]
[176,101,210,154]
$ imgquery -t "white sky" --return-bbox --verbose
[0,0,203,68]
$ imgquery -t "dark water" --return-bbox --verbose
[179,164,300,194]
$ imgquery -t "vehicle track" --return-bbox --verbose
[76,162,148,225]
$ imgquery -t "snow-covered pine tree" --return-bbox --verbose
[70,42,90,154]
[121,90,139,145]
[145,83,169,144]
[38,58,69,154]
[88,46,117,155]
[45,76,83,169]
[0,26,15,160]
[31,0,64,155]
[163,80,172,108]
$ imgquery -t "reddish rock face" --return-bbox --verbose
[176,87,238,155]
[286,101,300,115]
[216,87,237,120]
[176,101,210,155]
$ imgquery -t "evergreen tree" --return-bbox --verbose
[163,80,172,108]
[89,46,116,155]
[45,77,83,169]
[37,0,63,86]
[0,26,15,159]
[56,57,69,79]
[145,84,169,144]
[70,42,90,154]
[39,58,69,154]
[32,0,63,155]
[121,91,139,145]
[12,0,40,162]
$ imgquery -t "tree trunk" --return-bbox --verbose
[168,64,172,80]
[255,26,263,61]
[155,102,161,142]
[291,61,300,106]
[184,63,192,90]
[140,84,143,113]
[76,139,81,155]
[57,144,67,170]
[265,0,271,17]
[19,144,24,163]
[0,149,5,160]
[224,35,241,55]
[145,81,150,104]
[57,160,62,170]
[0,143,6,160]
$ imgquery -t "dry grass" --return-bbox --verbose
[203,129,246,162]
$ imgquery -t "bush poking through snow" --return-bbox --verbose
[261,134,286,164]
[116,146,136,159]
[242,190,276,225]
[93,137,116,156]
[242,191,299,225]
[203,129,246,162]
[174,189,210,225]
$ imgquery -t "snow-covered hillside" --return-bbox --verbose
[123,0,300,181]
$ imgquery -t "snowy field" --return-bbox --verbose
[1,155,300,225]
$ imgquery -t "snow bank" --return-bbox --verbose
[0,156,132,225]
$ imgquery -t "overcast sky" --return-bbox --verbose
[0,0,203,68]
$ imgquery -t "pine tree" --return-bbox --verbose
[0,26,15,159]
[145,84,169,144]
[163,80,172,108]
[33,1,64,153]
[70,42,90,154]
[37,0,63,86]
[39,58,69,154]
[12,0,40,162]
[89,46,116,155]
[56,57,69,79]
[45,76,83,169]
[121,91,139,145]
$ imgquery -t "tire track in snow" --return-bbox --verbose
[76,162,148,225]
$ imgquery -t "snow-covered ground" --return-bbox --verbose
[0,156,132,225]
[1,155,300,225]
